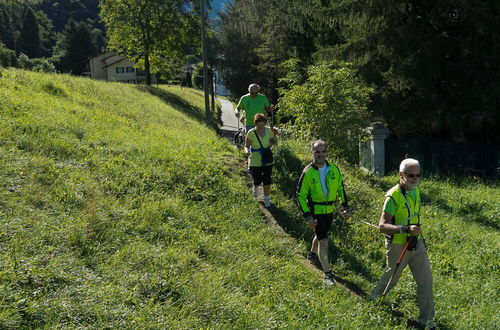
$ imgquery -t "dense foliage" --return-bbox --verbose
[279,61,373,162]
[219,0,500,144]
[100,0,200,85]
[0,0,103,74]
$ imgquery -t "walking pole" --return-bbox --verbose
[271,104,274,127]
[236,109,241,153]
[382,236,414,298]
[279,228,308,261]
[360,220,379,229]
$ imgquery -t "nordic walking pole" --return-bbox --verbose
[360,219,378,229]
[279,228,308,260]
[236,108,241,154]
[382,236,414,298]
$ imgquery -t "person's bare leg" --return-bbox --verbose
[318,238,331,273]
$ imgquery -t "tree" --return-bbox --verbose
[279,61,373,162]
[0,7,18,52]
[333,0,500,143]
[100,0,198,86]
[20,6,41,58]
[218,0,266,98]
[55,19,98,75]
[0,42,17,67]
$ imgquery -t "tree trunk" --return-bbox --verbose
[145,52,151,86]
[210,65,215,113]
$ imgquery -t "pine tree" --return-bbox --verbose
[56,19,97,74]
[20,7,41,58]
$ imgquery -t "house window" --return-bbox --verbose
[126,67,135,73]
[116,67,125,73]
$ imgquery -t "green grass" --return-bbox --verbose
[0,68,498,328]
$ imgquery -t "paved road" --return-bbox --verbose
[219,98,240,132]
[218,97,243,144]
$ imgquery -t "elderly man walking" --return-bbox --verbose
[368,158,435,329]
[235,83,275,132]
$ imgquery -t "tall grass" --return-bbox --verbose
[0,68,498,328]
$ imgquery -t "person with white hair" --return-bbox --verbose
[235,83,275,132]
[368,158,435,329]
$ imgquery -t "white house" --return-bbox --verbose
[89,51,157,84]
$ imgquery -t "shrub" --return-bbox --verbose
[0,43,17,67]
[278,61,373,163]
[17,53,56,73]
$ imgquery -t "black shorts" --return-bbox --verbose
[314,213,334,240]
[249,165,273,185]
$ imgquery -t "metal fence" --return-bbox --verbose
[384,137,500,177]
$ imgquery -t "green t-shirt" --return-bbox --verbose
[237,93,270,126]
[247,127,275,167]
[383,188,417,215]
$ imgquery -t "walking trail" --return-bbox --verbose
[218,98,240,138]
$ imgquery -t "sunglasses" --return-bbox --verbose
[405,173,421,178]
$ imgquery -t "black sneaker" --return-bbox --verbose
[307,251,318,261]
[307,251,322,269]
[324,271,336,285]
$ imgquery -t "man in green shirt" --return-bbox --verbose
[235,83,275,132]
[368,158,435,329]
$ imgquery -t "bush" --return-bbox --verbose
[17,53,56,73]
[278,61,373,163]
[191,62,204,89]
[0,43,17,67]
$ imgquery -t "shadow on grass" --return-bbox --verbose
[329,219,379,283]
[422,180,499,230]
[457,201,499,230]
[135,85,219,130]
[273,145,305,198]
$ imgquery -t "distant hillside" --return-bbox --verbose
[0,0,102,47]
[210,0,231,17]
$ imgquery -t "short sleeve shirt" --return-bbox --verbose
[247,127,275,167]
[237,93,270,126]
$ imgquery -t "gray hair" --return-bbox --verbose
[248,83,260,92]
[399,158,420,173]
[311,139,327,150]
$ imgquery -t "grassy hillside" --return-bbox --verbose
[0,68,498,328]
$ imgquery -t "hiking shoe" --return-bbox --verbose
[307,251,319,261]
[307,251,322,269]
[263,196,271,207]
[324,271,336,285]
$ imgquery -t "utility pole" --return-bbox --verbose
[200,0,210,125]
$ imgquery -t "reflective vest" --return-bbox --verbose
[297,161,348,216]
[385,184,421,245]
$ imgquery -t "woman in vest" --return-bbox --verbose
[368,158,435,329]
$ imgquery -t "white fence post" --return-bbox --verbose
[359,122,390,175]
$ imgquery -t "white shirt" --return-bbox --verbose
[319,165,330,198]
